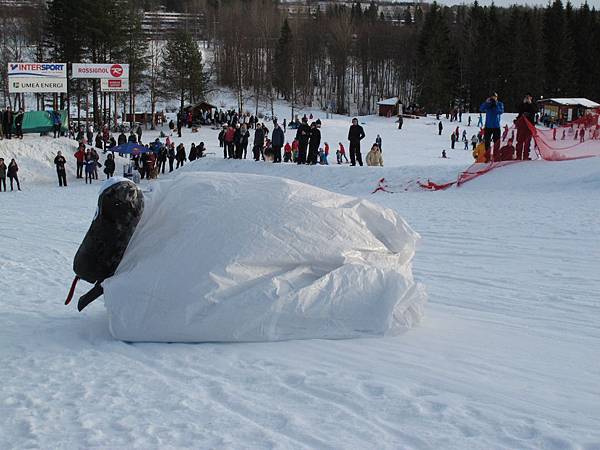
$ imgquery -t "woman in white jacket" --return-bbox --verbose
[366,144,383,167]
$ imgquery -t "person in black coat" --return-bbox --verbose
[14,109,24,139]
[347,118,365,166]
[54,151,67,187]
[168,144,175,172]
[118,132,127,146]
[176,143,186,168]
[158,146,167,174]
[7,158,20,190]
[3,107,13,139]
[253,124,265,161]
[189,143,198,161]
[233,125,242,159]
[103,153,115,179]
[308,122,321,165]
[295,117,311,164]
[128,132,137,143]
[271,122,285,163]
[240,125,250,159]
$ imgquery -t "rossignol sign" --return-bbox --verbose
[9,77,67,93]
[8,62,66,78]
[72,63,129,79]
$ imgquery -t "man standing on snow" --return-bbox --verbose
[54,151,67,187]
[271,121,284,163]
[480,93,505,163]
[295,117,311,164]
[308,122,321,165]
[515,93,538,160]
[438,121,443,136]
[347,117,365,166]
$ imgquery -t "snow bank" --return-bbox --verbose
[104,172,426,342]
[0,137,78,183]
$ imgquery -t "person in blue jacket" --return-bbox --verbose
[480,93,504,163]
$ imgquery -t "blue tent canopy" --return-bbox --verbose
[113,142,155,155]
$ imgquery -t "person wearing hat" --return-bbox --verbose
[479,93,505,163]
[515,93,538,160]
[347,117,366,166]
[308,122,321,165]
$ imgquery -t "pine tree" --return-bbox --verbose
[417,2,457,111]
[163,30,208,111]
[543,0,576,97]
[274,19,293,100]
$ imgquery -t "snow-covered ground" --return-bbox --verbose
[1,107,599,449]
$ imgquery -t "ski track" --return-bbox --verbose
[1,115,600,449]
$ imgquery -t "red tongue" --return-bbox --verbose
[64,276,80,305]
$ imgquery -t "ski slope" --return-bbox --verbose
[1,110,599,449]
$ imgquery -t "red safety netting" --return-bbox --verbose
[372,112,600,195]
[527,111,600,161]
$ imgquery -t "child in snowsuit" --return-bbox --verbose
[284,142,292,162]
[337,142,349,164]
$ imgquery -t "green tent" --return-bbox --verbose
[13,110,69,135]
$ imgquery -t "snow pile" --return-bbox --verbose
[0,137,78,183]
[104,171,426,342]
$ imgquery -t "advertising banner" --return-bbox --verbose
[8,62,67,78]
[100,78,129,92]
[72,63,129,79]
[8,77,67,93]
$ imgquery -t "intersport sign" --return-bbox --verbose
[72,63,129,79]
[8,62,66,78]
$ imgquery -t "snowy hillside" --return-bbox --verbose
[1,109,599,449]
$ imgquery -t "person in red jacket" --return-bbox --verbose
[283,142,292,162]
[224,125,235,159]
[74,144,85,179]
[337,142,349,164]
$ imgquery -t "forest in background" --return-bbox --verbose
[0,0,598,123]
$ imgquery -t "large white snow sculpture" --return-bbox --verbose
[103,172,426,342]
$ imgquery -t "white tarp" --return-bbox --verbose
[104,172,426,342]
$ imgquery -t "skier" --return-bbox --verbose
[471,134,478,150]
[442,149,447,158]
[398,115,403,130]
[0,158,6,191]
[347,117,365,166]
[438,121,443,136]
[7,158,20,190]
[366,144,383,167]
[480,93,505,163]
[54,151,67,187]
[468,115,472,127]
[375,134,382,151]
[295,117,311,164]
[271,121,284,163]
[477,113,483,128]
[104,153,115,179]
[451,132,456,149]
[308,122,321,165]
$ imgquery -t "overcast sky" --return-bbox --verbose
[434,0,600,7]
